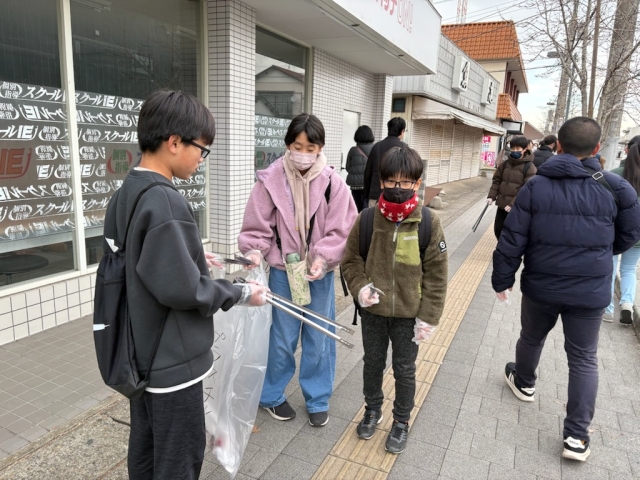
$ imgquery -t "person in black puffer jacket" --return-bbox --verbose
[346,125,374,212]
[533,134,557,167]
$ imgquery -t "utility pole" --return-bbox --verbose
[457,0,468,23]
[588,0,602,117]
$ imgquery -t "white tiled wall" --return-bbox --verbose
[207,0,256,256]
[311,48,393,169]
[0,273,96,345]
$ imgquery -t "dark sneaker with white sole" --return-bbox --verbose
[562,436,590,461]
[385,421,409,454]
[309,411,329,427]
[263,401,296,421]
[356,409,383,440]
[504,362,535,402]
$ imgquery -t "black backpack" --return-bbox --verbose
[93,182,175,399]
[340,206,432,325]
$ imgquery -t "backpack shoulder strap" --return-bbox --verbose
[522,161,533,178]
[582,165,620,206]
[359,207,376,260]
[121,182,177,249]
[283,178,333,253]
[418,206,432,260]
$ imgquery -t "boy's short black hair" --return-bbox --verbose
[558,117,601,158]
[379,145,423,182]
[509,136,529,149]
[354,125,375,144]
[387,117,406,137]
[137,90,215,153]
[284,114,325,146]
[542,134,557,146]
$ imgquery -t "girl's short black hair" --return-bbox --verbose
[379,145,424,182]
[354,125,374,144]
[137,90,215,153]
[509,136,529,149]
[284,114,325,146]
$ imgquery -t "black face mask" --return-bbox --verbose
[382,187,415,204]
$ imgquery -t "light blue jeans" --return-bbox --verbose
[606,247,640,313]
[260,268,336,413]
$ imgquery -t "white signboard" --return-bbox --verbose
[481,78,497,105]
[312,0,441,74]
[452,56,470,93]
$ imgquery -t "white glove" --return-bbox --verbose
[412,319,436,344]
[307,257,328,281]
[204,252,224,270]
[504,205,512,213]
[358,283,380,308]
[487,198,494,205]
[243,250,263,270]
[496,289,512,304]
[236,283,269,307]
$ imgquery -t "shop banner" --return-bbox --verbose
[254,115,291,171]
[0,81,206,244]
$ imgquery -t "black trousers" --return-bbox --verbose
[128,381,206,480]
[351,189,366,213]
[516,295,602,441]
[361,310,419,422]
[494,207,509,239]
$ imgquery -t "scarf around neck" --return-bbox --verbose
[378,192,419,223]
[282,150,328,258]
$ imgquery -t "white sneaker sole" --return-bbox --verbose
[309,416,329,427]
[263,406,295,421]
[504,372,535,402]
[562,447,590,461]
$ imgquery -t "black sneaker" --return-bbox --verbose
[263,401,296,421]
[504,362,535,402]
[308,411,329,427]
[562,436,591,461]
[620,308,633,325]
[356,409,383,440]
[385,421,409,454]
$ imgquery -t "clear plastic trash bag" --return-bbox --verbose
[203,266,271,477]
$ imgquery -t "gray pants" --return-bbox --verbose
[515,295,602,441]
[361,310,419,422]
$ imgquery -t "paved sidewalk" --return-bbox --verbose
[3,174,638,479]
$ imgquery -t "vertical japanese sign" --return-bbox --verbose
[480,135,495,167]
[254,115,291,171]
[0,81,207,244]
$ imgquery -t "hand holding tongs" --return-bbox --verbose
[224,255,255,266]
[233,277,355,349]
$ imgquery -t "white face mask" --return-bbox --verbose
[289,150,318,170]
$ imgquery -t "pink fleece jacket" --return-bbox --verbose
[238,158,358,271]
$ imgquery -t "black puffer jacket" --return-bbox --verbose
[345,143,373,190]
[533,145,554,168]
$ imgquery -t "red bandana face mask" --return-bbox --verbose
[378,193,419,222]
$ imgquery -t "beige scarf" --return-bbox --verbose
[282,150,328,258]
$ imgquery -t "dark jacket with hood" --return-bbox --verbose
[363,136,404,201]
[488,151,536,209]
[102,169,243,389]
[533,145,554,167]
[346,143,373,190]
[492,154,640,310]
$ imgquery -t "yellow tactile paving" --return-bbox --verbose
[312,226,497,479]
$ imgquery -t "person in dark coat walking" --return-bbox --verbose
[346,125,374,212]
[363,118,405,207]
[487,136,536,239]
[492,117,640,463]
[533,134,557,167]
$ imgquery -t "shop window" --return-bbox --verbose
[70,0,206,264]
[255,27,307,171]
[0,1,76,287]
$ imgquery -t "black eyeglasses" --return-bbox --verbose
[183,139,210,159]
[383,180,416,189]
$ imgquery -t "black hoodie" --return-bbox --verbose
[102,169,242,388]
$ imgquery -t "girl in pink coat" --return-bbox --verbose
[238,114,357,427]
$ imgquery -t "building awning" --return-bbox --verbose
[412,97,505,136]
